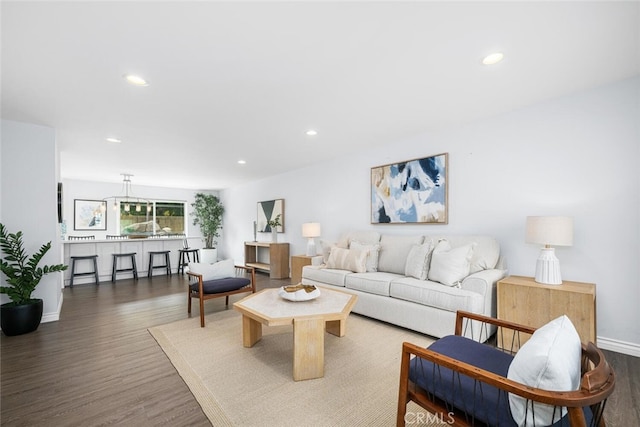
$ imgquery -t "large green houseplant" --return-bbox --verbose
[190,193,224,263]
[0,223,68,336]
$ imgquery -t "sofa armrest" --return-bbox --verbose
[310,255,324,266]
[461,269,506,294]
[461,268,507,317]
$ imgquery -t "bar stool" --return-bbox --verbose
[69,255,99,287]
[178,248,200,274]
[111,253,138,282]
[148,250,171,278]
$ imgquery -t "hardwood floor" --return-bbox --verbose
[1,273,638,426]
[1,273,287,426]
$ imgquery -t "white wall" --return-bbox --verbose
[1,120,63,322]
[221,77,640,353]
[61,179,218,250]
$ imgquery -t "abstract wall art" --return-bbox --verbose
[371,153,448,224]
[257,199,285,233]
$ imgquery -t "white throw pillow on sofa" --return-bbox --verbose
[404,241,434,280]
[325,247,368,273]
[428,240,475,286]
[188,259,235,281]
[350,241,381,272]
[507,315,582,426]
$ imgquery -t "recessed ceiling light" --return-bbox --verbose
[237,160,246,165]
[306,130,318,136]
[123,74,149,86]
[106,137,122,143]
[482,52,504,65]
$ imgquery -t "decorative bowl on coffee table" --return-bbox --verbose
[278,284,320,301]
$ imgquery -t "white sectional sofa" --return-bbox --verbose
[301,231,506,339]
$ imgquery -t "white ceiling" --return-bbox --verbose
[2,1,639,189]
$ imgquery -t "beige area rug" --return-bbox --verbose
[149,309,438,427]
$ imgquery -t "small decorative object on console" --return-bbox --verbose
[278,284,320,301]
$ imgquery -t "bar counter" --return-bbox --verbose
[62,237,199,286]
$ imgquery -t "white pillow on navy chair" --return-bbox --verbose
[188,258,235,281]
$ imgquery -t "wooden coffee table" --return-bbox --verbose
[233,287,357,381]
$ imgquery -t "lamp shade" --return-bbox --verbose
[302,222,321,238]
[525,216,573,247]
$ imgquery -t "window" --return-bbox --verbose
[119,201,185,235]
[155,201,185,234]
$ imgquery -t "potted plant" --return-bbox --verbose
[191,193,224,263]
[267,214,281,242]
[0,223,68,336]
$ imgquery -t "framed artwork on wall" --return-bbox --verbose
[257,199,285,233]
[57,182,63,224]
[74,199,107,230]
[371,153,448,224]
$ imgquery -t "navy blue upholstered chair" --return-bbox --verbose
[397,311,615,427]
[187,265,255,327]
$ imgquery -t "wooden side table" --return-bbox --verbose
[291,255,315,284]
[497,275,596,348]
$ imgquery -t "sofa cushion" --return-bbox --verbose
[303,265,350,287]
[188,259,235,281]
[507,315,582,426]
[377,235,424,274]
[404,240,434,280]
[343,230,381,246]
[390,277,485,313]
[350,241,381,272]
[345,272,403,297]
[428,240,475,286]
[326,247,368,273]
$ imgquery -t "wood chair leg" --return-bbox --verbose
[187,290,192,314]
[225,295,229,306]
[396,345,410,427]
[199,296,205,328]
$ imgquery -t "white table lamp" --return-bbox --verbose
[525,216,573,285]
[302,222,321,256]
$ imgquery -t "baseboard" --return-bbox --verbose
[41,293,63,324]
[597,335,640,357]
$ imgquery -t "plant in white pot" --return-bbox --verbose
[190,193,224,264]
[0,223,68,336]
[267,214,282,242]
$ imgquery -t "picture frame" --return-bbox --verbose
[57,182,63,224]
[371,153,448,224]
[257,199,285,233]
[74,199,107,230]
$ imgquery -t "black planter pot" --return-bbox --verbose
[1,299,44,336]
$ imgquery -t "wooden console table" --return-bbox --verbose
[497,275,596,349]
[244,241,289,279]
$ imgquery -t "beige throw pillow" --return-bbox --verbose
[404,241,434,280]
[320,239,348,264]
[325,247,368,273]
[350,241,381,272]
[428,239,475,286]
